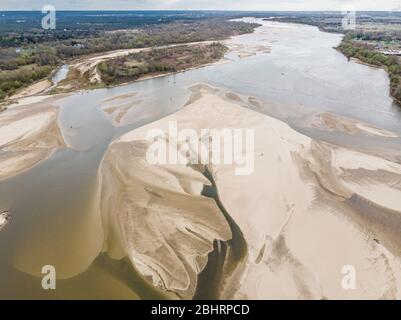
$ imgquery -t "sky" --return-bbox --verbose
[0,0,400,11]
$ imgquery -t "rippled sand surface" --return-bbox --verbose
[96,84,401,299]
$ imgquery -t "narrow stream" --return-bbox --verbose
[193,166,247,300]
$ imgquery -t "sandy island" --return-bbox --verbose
[0,104,65,181]
[97,83,401,299]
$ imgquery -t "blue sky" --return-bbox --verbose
[0,0,400,11]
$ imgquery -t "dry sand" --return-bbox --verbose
[0,211,11,231]
[8,79,52,100]
[99,135,232,299]
[0,104,65,180]
[98,83,401,299]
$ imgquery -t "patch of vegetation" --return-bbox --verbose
[98,42,227,85]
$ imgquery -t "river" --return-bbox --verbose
[0,18,400,299]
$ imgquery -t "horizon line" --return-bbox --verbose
[0,9,400,12]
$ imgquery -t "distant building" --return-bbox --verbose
[380,50,401,56]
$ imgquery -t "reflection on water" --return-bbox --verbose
[52,65,69,85]
[0,18,400,299]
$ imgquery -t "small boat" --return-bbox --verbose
[0,210,12,230]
